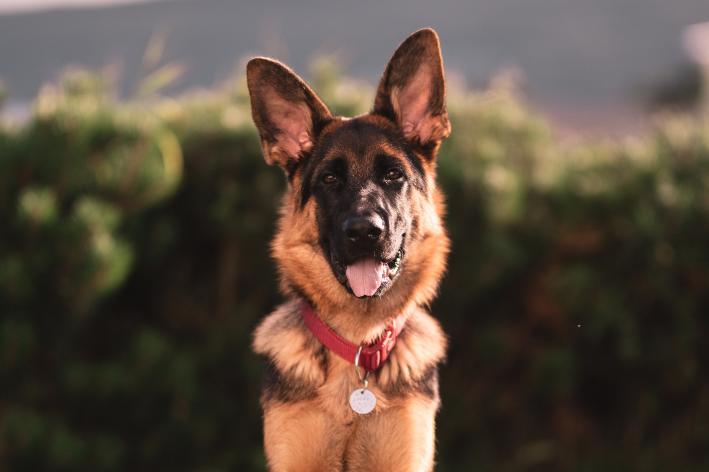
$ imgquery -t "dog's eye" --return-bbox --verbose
[321,172,337,184]
[386,169,403,180]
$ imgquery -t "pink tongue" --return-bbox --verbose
[346,257,387,297]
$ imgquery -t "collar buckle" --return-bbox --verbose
[359,328,397,372]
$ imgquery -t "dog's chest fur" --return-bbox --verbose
[252,299,446,422]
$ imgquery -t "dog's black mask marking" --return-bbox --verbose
[299,118,426,298]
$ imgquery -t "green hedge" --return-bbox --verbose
[1,66,708,471]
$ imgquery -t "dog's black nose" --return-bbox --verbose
[342,213,385,243]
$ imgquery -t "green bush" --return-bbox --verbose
[1,63,708,471]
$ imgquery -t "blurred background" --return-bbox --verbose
[2,0,709,131]
[1,0,709,471]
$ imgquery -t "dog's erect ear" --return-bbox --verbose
[247,58,332,168]
[373,28,450,149]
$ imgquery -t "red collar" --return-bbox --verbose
[300,299,405,372]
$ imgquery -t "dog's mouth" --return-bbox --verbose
[331,244,404,298]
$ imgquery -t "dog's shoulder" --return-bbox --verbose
[398,307,448,367]
[375,307,447,401]
[252,300,328,402]
[252,299,305,356]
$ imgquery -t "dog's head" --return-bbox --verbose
[247,29,450,316]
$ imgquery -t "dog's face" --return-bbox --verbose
[247,29,450,313]
[303,118,423,298]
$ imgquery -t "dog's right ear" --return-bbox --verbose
[247,58,332,169]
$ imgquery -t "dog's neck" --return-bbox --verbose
[300,299,406,372]
[301,294,418,345]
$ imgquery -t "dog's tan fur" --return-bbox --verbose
[248,28,450,471]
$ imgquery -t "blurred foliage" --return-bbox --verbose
[1,61,709,471]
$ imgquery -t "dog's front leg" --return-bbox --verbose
[263,401,348,472]
[343,396,439,472]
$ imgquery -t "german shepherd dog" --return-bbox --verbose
[247,28,450,471]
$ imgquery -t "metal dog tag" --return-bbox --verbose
[350,388,376,414]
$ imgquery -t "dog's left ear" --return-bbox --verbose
[373,28,450,151]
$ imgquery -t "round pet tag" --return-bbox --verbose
[349,388,376,414]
